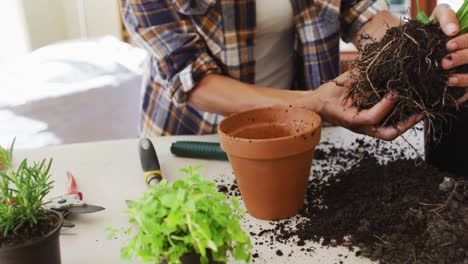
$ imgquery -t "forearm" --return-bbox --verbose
[351,10,401,47]
[188,74,320,116]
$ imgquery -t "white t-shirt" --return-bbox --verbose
[254,0,294,89]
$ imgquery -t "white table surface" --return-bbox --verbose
[14,126,424,264]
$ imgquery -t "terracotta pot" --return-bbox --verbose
[218,106,322,220]
[0,210,63,264]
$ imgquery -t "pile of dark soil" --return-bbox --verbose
[350,20,465,137]
[293,157,467,263]
[218,139,468,263]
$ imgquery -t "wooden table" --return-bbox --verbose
[15,126,423,263]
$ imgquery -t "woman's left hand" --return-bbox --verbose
[432,4,468,103]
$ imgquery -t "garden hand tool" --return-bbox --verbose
[45,171,105,227]
[125,138,162,207]
[170,141,228,161]
[139,138,163,185]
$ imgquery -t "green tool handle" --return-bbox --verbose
[170,141,228,161]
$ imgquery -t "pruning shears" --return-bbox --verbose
[45,171,105,227]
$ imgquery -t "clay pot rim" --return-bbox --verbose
[218,106,322,143]
[0,209,63,251]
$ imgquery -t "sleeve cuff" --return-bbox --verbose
[341,0,389,43]
[166,52,222,106]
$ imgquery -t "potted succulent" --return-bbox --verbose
[107,165,252,264]
[0,141,63,264]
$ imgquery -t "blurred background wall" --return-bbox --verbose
[0,0,464,149]
[4,0,122,52]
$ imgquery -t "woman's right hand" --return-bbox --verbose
[308,71,424,141]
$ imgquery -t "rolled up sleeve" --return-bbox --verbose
[121,0,221,106]
[340,0,389,43]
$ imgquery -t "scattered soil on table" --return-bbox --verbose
[217,173,241,197]
[349,20,466,139]
[292,157,467,264]
[218,138,467,263]
[313,149,327,160]
[0,211,60,247]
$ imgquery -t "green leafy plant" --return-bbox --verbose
[0,140,54,240]
[417,0,468,34]
[107,165,252,264]
[457,0,468,34]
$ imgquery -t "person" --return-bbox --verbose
[120,0,468,139]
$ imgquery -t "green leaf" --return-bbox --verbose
[457,0,468,20]
[166,211,183,228]
[416,11,431,25]
[416,0,432,25]
[233,245,250,261]
[231,197,240,210]
[415,0,437,25]
[105,227,119,240]
[457,0,468,34]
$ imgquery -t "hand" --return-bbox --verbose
[313,72,424,141]
[431,4,468,104]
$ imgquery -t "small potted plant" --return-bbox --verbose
[108,165,252,264]
[0,141,63,264]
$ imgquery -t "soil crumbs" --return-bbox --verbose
[218,139,467,264]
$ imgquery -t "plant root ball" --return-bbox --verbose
[350,20,465,135]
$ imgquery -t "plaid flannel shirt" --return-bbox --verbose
[120,0,389,136]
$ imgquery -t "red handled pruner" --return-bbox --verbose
[67,171,83,200]
[45,171,105,227]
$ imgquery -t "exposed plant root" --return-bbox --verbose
[349,20,466,140]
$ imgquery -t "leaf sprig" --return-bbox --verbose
[0,140,54,240]
[457,0,468,34]
[107,165,252,264]
[417,0,468,34]
[416,0,433,25]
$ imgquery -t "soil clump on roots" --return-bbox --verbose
[350,20,465,137]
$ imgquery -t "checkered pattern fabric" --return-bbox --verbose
[120,0,389,136]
